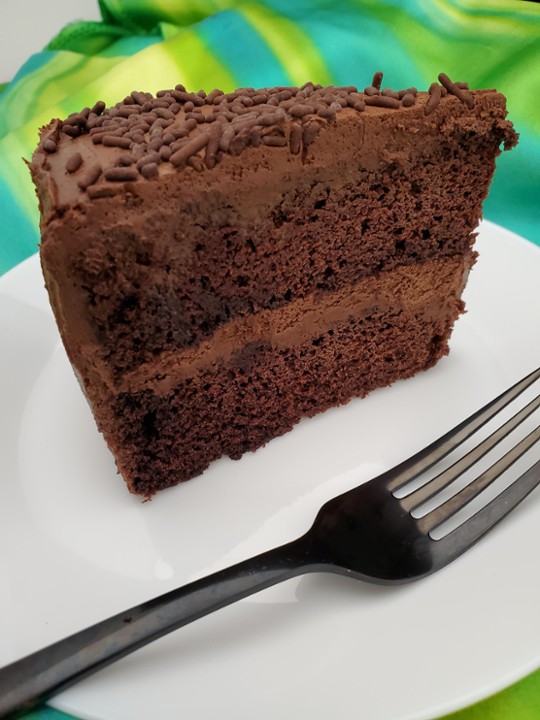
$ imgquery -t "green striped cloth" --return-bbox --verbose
[1,1,539,719]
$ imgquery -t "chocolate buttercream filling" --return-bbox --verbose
[112,254,472,396]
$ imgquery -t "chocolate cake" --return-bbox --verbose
[30,72,517,497]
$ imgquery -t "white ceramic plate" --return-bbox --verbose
[1,220,539,720]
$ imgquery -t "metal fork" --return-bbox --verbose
[1,367,539,720]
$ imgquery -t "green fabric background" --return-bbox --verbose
[1,1,539,718]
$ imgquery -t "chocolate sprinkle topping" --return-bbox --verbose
[170,133,210,167]
[102,135,133,149]
[438,73,475,110]
[364,86,380,96]
[188,155,204,172]
[45,70,478,196]
[262,134,288,147]
[62,124,81,138]
[136,152,161,170]
[117,154,135,166]
[87,185,119,199]
[289,104,315,118]
[43,139,57,153]
[381,88,400,100]
[140,162,159,179]
[425,83,442,116]
[290,123,303,155]
[302,122,320,147]
[65,152,83,173]
[159,146,172,161]
[365,95,401,109]
[401,93,416,108]
[77,163,102,189]
[371,71,384,90]
[104,167,139,182]
[398,87,418,99]
[91,101,106,116]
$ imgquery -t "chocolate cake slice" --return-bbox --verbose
[30,72,517,497]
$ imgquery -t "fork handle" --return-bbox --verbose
[0,537,313,719]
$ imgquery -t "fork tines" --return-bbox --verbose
[390,367,540,547]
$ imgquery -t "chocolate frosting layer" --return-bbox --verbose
[30,73,517,220]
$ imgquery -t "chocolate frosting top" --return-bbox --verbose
[30,71,517,214]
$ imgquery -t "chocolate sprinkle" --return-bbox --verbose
[87,185,119,199]
[104,167,139,182]
[117,154,135,166]
[364,86,380,96]
[229,131,250,156]
[290,123,303,155]
[136,152,161,171]
[425,83,442,116]
[102,135,132,149]
[401,93,416,108]
[262,134,288,147]
[170,133,210,167]
[140,162,159,179]
[316,106,336,120]
[381,88,400,100]
[398,87,418,99]
[62,124,81,138]
[43,139,58,153]
[159,146,172,161]
[289,104,315,118]
[65,152,83,173]
[188,155,205,172]
[438,73,475,109]
[365,95,401,109]
[77,163,102,189]
[371,71,384,90]
[302,122,320,147]
[205,127,222,169]
[91,101,106,116]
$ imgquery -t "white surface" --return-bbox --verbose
[0,0,101,82]
[0,220,539,720]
